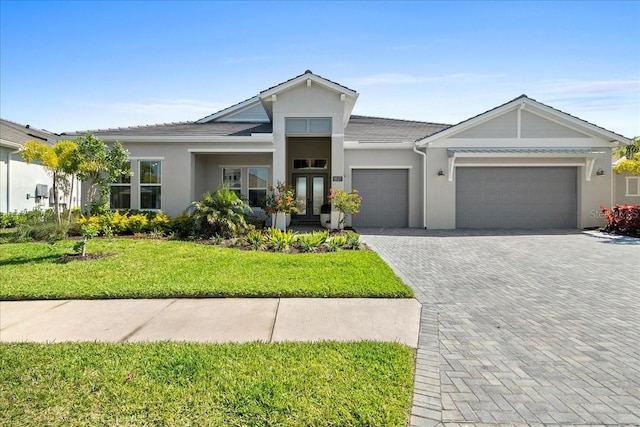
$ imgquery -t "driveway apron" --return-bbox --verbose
[360,229,640,427]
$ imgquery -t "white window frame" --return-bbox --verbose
[626,176,640,196]
[109,161,131,210]
[222,167,243,198]
[248,167,269,207]
[139,160,162,210]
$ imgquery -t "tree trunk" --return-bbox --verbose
[67,175,75,223]
[52,172,61,225]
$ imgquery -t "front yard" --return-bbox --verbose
[0,341,414,426]
[0,238,413,299]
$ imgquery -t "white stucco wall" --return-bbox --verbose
[1,146,57,213]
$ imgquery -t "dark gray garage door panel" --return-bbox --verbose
[352,169,408,227]
[456,167,577,228]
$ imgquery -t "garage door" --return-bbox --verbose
[456,167,577,228]
[352,169,408,227]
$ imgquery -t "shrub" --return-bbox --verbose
[245,230,266,251]
[297,230,329,253]
[126,214,149,234]
[328,188,362,228]
[601,204,640,236]
[345,232,361,249]
[190,186,249,238]
[265,227,297,252]
[170,211,196,239]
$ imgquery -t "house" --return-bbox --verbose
[62,71,632,229]
[0,119,81,213]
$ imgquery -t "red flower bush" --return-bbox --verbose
[600,203,640,237]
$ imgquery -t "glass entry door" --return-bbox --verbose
[293,174,326,221]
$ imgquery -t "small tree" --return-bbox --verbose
[190,185,250,238]
[328,188,362,229]
[75,133,130,216]
[614,137,640,175]
[20,139,79,227]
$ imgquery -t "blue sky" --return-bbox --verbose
[1,1,638,138]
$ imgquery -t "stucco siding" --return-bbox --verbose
[344,148,423,228]
[613,171,640,206]
[1,147,56,213]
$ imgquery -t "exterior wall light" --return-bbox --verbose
[437,169,445,176]
[596,169,606,176]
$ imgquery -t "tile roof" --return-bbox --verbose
[0,118,59,146]
[61,121,273,138]
[345,115,450,143]
[61,115,450,143]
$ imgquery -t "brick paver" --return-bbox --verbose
[360,229,640,426]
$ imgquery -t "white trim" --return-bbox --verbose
[218,165,271,169]
[0,139,22,149]
[585,158,596,182]
[94,135,274,143]
[188,148,276,153]
[349,165,413,169]
[626,176,640,197]
[260,73,358,99]
[455,162,587,167]
[448,157,456,181]
[418,97,630,146]
[344,142,415,150]
[129,156,166,160]
[449,150,604,158]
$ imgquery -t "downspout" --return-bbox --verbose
[7,149,20,212]
[413,143,427,229]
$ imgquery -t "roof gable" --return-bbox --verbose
[417,95,631,146]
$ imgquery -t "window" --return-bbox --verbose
[293,158,327,170]
[626,176,640,196]
[248,168,268,207]
[285,117,332,135]
[110,162,131,209]
[140,160,161,209]
[223,168,242,198]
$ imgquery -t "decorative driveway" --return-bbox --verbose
[360,229,640,427]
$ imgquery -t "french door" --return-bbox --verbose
[293,174,326,221]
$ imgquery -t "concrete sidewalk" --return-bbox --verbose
[0,298,421,347]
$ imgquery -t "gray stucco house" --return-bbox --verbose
[1,118,81,213]
[63,71,633,229]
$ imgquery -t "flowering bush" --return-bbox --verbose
[328,188,362,228]
[600,203,640,237]
[263,181,297,230]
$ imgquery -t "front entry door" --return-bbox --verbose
[293,174,326,221]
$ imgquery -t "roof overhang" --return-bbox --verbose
[196,97,261,124]
[88,134,274,143]
[417,96,631,147]
[444,147,606,182]
[259,71,359,125]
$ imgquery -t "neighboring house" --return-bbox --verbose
[62,70,632,229]
[613,166,640,207]
[0,119,80,213]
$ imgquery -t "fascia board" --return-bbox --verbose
[0,139,22,149]
[522,102,631,144]
[196,97,261,123]
[417,101,520,146]
[94,135,274,143]
[259,74,358,99]
[344,142,415,150]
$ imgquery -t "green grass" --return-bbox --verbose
[0,341,414,426]
[0,239,413,299]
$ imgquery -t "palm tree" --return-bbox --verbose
[191,185,249,238]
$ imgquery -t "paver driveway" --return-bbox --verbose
[360,229,640,427]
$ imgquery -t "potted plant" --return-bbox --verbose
[263,181,297,230]
[320,203,331,229]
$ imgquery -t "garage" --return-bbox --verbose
[352,169,408,227]
[456,167,577,228]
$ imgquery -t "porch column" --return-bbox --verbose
[330,132,344,229]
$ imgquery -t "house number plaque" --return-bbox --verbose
[332,176,343,182]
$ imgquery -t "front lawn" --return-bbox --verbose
[0,239,413,299]
[0,341,414,426]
